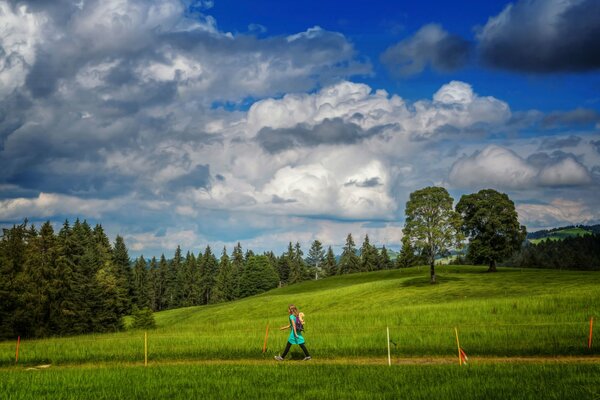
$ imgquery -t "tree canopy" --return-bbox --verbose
[456,189,526,272]
[403,186,463,283]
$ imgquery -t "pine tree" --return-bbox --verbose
[165,246,182,309]
[322,246,337,277]
[360,234,378,272]
[52,220,79,335]
[397,237,418,268]
[112,235,133,313]
[157,254,169,310]
[339,234,360,274]
[213,247,233,303]
[231,243,244,299]
[200,246,218,304]
[380,245,394,270]
[0,221,35,338]
[148,257,160,311]
[180,251,200,306]
[132,255,150,309]
[239,255,279,298]
[307,240,325,279]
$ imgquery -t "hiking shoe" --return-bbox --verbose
[274,356,284,361]
[303,356,312,361]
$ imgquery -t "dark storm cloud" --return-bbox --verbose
[542,108,600,128]
[256,118,385,153]
[538,135,582,150]
[478,0,600,72]
[380,24,470,77]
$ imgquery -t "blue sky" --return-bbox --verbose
[0,0,599,258]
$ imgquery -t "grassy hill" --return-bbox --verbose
[2,266,598,365]
[2,266,600,399]
[528,226,594,244]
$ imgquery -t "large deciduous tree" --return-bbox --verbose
[403,186,463,284]
[456,189,526,272]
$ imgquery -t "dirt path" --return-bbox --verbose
[6,355,600,370]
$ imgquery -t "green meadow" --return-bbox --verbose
[529,227,592,244]
[1,266,599,398]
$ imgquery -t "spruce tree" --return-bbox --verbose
[213,247,233,302]
[307,240,325,279]
[231,243,244,299]
[112,235,133,313]
[360,234,379,272]
[200,246,218,304]
[339,234,360,274]
[239,255,279,298]
[323,246,337,277]
[148,257,160,311]
[380,245,394,270]
[157,254,169,310]
[132,255,150,309]
[165,246,182,309]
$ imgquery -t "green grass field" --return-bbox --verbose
[529,227,592,244]
[1,266,599,398]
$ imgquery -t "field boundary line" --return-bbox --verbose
[3,355,600,370]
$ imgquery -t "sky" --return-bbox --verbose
[0,0,599,258]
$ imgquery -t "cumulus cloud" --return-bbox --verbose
[381,23,470,77]
[477,0,600,72]
[0,192,123,219]
[449,145,592,188]
[449,145,537,189]
[538,157,592,186]
[248,80,510,141]
[517,199,597,228]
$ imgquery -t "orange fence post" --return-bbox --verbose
[262,323,270,353]
[15,336,20,364]
[589,317,594,349]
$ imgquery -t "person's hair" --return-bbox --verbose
[288,304,299,317]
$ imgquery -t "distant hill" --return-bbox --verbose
[527,224,598,244]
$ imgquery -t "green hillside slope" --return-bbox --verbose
[2,266,599,366]
[528,227,592,244]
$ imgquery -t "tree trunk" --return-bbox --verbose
[430,261,436,284]
[488,259,497,272]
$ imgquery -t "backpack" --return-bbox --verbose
[295,313,304,332]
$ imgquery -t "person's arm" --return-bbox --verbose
[292,317,298,338]
[280,316,291,330]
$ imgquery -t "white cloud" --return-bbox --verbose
[449,145,593,189]
[0,3,48,98]
[538,157,592,186]
[0,192,123,219]
[248,80,511,139]
[517,199,597,228]
[449,145,537,188]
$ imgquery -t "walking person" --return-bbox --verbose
[274,304,311,361]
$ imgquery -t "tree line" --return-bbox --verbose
[503,234,600,271]
[0,219,397,340]
[0,186,533,339]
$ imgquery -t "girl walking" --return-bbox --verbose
[274,304,311,361]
